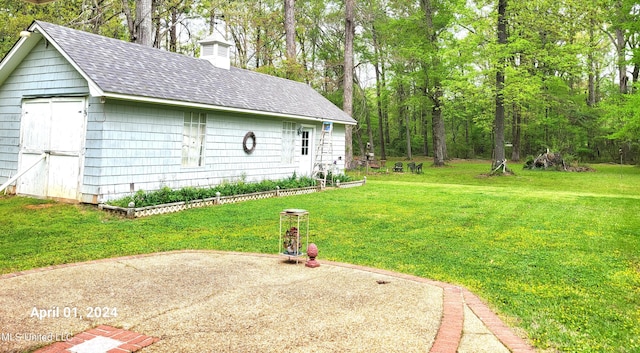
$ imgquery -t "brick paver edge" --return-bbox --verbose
[428,285,464,353]
[32,325,159,353]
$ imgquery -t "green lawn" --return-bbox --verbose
[1,160,639,352]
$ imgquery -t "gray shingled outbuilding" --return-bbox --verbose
[0,21,356,203]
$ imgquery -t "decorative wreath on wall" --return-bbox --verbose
[243,131,256,154]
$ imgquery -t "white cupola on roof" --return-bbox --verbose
[199,24,232,70]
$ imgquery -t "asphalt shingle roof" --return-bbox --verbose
[34,21,355,124]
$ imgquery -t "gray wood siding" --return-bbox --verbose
[80,96,106,202]
[0,38,89,188]
[94,101,323,202]
[329,123,347,172]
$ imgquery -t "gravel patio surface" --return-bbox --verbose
[0,251,524,353]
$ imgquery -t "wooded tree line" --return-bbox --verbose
[2,0,640,166]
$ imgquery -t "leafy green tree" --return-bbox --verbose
[1,0,639,164]
[0,0,126,58]
[358,0,390,159]
[600,90,640,161]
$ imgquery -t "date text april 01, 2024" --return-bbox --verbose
[30,306,118,320]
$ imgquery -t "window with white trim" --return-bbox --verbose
[301,130,310,156]
[282,121,296,163]
[182,112,206,167]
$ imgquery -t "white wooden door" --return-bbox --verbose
[17,100,50,196]
[298,127,314,176]
[17,98,86,200]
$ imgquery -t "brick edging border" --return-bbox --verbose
[429,286,463,353]
[32,325,159,353]
[463,289,536,353]
[1,249,535,352]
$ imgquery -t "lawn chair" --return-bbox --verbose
[393,162,403,172]
[407,162,416,173]
[415,163,423,174]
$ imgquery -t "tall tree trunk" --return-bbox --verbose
[401,85,412,160]
[465,118,470,158]
[284,0,297,78]
[372,25,387,160]
[209,11,215,34]
[169,7,177,52]
[256,28,262,68]
[420,0,446,166]
[432,86,445,165]
[361,88,375,158]
[256,0,263,68]
[631,38,640,92]
[355,125,365,158]
[405,118,412,160]
[299,34,309,83]
[135,0,153,46]
[616,27,627,94]
[587,19,596,106]
[230,28,248,68]
[343,0,355,169]
[511,103,521,161]
[382,65,390,147]
[588,65,596,106]
[284,0,296,62]
[122,0,136,42]
[422,97,429,156]
[615,0,627,93]
[153,0,160,48]
[493,0,507,169]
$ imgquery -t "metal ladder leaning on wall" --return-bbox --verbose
[312,122,334,188]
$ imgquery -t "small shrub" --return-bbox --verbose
[179,187,199,202]
[297,176,317,187]
[316,172,352,184]
[332,173,353,183]
[107,173,335,207]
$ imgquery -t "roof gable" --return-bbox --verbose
[18,21,355,125]
[0,31,44,89]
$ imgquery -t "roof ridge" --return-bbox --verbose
[231,66,314,88]
[35,20,200,62]
[26,20,355,124]
[36,21,312,88]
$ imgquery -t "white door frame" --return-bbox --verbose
[17,97,87,201]
[298,124,315,177]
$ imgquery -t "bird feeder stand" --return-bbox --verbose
[279,209,309,263]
